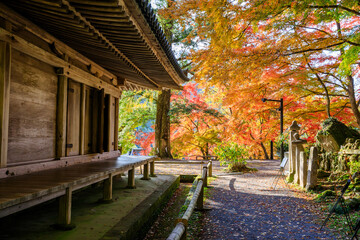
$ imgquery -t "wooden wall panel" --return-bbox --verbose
[8,49,57,164]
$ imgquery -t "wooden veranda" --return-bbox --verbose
[0,156,156,227]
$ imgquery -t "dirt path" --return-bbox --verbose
[199,160,339,240]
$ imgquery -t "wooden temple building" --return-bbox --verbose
[0,0,187,228]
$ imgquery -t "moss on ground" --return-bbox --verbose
[143,183,205,240]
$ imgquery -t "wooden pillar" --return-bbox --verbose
[97,89,105,153]
[79,84,86,155]
[114,97,119,152]
[103,173,113,202]
[150,160,156,177]
[55,68,68,159]
[105,94,111,152]
[0,41,10,168]
[57,187,74,229]
[127,166,136,189]
[141,162,150,180]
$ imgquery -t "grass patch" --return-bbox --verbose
[310,175,360,238]
[326,210,360,238]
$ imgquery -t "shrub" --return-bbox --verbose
[214,142,248,172]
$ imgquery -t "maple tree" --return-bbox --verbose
[118,90,157,154]
[170,82,223,157]
[154,0,360,158]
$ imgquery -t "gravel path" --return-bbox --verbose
[199,160,339,240]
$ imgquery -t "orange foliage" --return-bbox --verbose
[160,0,360,158]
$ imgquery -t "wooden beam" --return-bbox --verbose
[69,0,119,7]
[0,41,10,168]
[55,73,68,159]
[79,84,86,155]
[121,0,186,86]
[59,0,161,89]
[0,3,119,82]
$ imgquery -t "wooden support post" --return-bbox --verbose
[196,179,204,210]
[114,97,119,151]
[98,89,105,153]
[56,187,75,230]
[56,69,68,159]
[141,162,150,180]
[208,160,212,177]
[105,94,111,152]
[79,84,86,155]
[150,160,156,177]
[127,166,136,189]
[103,173,113,202]
[203,167,208,188]
[0,41,10,168]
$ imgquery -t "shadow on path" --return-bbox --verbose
[200,160,339,240]
[229,178,236,192]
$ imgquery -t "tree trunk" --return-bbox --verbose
[155,89,173,159]
[260,142,270,160]
[336,21,360,127]
[347,75,360,127]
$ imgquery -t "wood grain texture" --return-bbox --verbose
[58,187,72,225]
[0,156,154,217]
[103,173,113,201]
[104,94,111,152]
[98,89,105,153]
[79,84,86,155]
[0,28,121,98]
[104,95,116,152]
[0,41,11,167]
[8,137,55,162]
[110,96,115,151]
[56,75,68,159]
[8,49,57,164]
[66,80,81,157]
[91,89,99,153]
[84,86,94,154]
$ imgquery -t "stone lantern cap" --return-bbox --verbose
[290,121,300,131]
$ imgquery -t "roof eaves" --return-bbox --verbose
[131,0,189,83]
